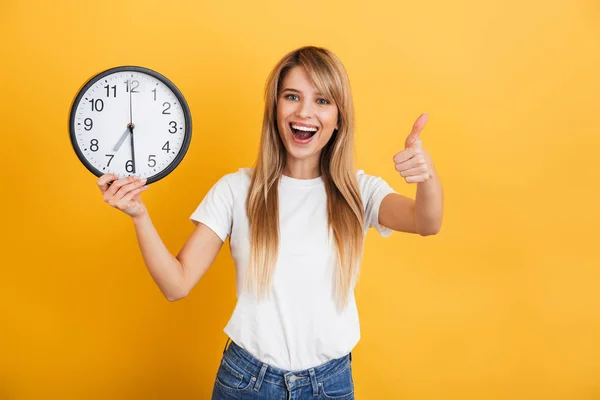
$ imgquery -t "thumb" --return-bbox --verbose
[405,112,428,148]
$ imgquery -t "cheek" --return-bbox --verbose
[318,131,334,147]
[277,104,293,124]
[319,110,338,130]
[276,106,287,134]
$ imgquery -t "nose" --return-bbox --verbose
[295,99,312,119]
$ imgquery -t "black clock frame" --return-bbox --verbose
[68,65,192,185]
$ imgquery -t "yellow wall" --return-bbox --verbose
[1,0,599,398]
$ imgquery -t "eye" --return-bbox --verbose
[317,98,330,105]
[285,94,299,101]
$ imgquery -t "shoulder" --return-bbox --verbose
[215,167,253,185]
[355,169,395,202]
[355,169,369,182]
[355,169,388,191]
[210,167,253,197]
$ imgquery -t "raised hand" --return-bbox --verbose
[392,113,433,184]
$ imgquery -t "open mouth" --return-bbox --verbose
[290,123,318,141]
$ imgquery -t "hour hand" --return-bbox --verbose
[113,124,132,152]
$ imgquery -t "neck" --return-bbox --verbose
[283,156,321,179]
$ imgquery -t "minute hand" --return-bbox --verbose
[129,124,136,174]
[129,82,136,174]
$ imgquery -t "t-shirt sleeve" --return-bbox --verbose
[189,173,236,242]
[357,170,397,237]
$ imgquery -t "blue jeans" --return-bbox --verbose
[211,339,355,399]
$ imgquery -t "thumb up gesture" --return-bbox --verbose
[393,113,434,183]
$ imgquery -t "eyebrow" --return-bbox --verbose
[281,88,327,97]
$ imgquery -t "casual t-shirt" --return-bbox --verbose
[190,168,396,370]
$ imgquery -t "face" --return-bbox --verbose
[276,66,339,166]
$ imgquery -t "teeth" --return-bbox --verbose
[292,124,317,132]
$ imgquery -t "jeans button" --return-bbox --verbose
[290,375,297,383]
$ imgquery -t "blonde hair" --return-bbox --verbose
[245,46,364,311]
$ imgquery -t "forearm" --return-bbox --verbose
[415,162,444,235]
[132,213,185,301]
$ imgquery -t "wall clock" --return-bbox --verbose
[69,66,192,184]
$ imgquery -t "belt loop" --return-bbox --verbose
[309,368,319,396]
[253,363,268,392]
[222,337,231,354]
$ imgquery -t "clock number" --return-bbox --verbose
[90,139,99,152]
[126,160,134,173]
[125,80,139,93]
[152,88,157,101]
[89,99,104,112]
[168,121,177,133]
[162,102,171,114]
[162,141,170,152]
[104,85,116,98]
[84,118,93,131]
[148,155,156,167]
[105,154,114,167]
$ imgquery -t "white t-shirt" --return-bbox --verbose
[190,168,396,370]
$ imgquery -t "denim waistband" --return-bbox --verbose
[222,339,352,393]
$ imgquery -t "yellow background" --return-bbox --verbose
[1,0,599,398]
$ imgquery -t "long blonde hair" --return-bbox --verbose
[245,46,364,311]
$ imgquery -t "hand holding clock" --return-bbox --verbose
[98,174,149,218]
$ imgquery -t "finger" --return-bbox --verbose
[407,138,423,152]
[114,177,147,199]
[405,173,430,183]
[104,177,143,205]
[97,174,119,193]
[395,154,427,173]
[393,147,418,164]
[106,176,139,198]
[398,164,429,178]
[116,185,149,210]
[405,112,428,148]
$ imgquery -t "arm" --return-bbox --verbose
[379,113,444,236]
[379,158,443,236]
[98,174,226,302]
[414,159,443,235]
[132,213,224,301]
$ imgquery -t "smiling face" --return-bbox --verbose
[276,66,339,174]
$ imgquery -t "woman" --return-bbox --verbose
[97,46,443,399]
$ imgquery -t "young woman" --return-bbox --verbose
[97,46,443,399]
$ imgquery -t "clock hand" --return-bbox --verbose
[129,81,136,174]
[130,124,136,174]
[113,126,130,152]
[129,79,133,125]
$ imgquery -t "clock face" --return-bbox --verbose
[69,66,192,184]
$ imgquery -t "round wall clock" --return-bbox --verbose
[69,66,192,184]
